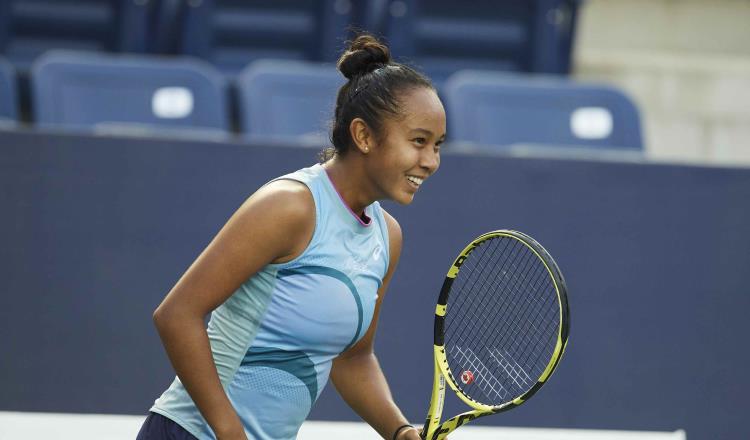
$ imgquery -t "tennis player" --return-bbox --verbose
[137,34,445,440]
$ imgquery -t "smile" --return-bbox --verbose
[406,175,424,188]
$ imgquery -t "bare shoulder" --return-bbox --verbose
[154,178,316,316]
[243,178,314,222]
[230,178,315,263]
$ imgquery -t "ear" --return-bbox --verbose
[349,118,373,154]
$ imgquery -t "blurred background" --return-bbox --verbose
[575,0,750,165]
[1,1,748,439]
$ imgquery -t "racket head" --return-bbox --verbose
[434,230,570,413]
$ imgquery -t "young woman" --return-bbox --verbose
[137,34,445,440]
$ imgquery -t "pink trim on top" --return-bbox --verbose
[324,168,372,227]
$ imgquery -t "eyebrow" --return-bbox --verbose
[410,128,446,140]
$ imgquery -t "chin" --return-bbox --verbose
[392,192,416,205]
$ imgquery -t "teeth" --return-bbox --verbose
[406,176,424,185]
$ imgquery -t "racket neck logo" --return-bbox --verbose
[431,413,479,439]
[454,413,478,427]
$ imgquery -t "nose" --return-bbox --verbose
[420,147,440,174]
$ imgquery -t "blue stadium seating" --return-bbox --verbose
[31,51,229,132]
[376,0,580,86]
[443,71,644,150]
[236,59,344,141]
[0,0,151,71]
[148,0,182,54]
[0,57,17,121]
[178,0,353,74]
[350,0,389,33]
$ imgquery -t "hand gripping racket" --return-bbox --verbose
[421,230,570,439]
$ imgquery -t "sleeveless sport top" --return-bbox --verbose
[151,163,390,439]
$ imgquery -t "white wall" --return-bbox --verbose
[573,0,750,165]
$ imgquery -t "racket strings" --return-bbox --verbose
[446,242,516,378]
[445,238,520,403]
[480,248,558,387]
[450,345,510,400]
[445,240,514,401]
[443,236,560,406]
[446,238,510,336]
[474,252,557,388]
[491,252,558,372]
[456,239,548,400]
[479,250,545,384]
[447,239,532,347]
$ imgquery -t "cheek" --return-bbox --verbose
[380,143,415,168]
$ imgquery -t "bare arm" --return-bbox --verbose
[152,180,314,439]
[330,211,421,440]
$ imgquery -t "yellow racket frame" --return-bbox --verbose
[421,230,569,440]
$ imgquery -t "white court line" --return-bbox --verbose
[0,411,687,440]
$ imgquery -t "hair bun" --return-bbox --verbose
[337,34,392,80]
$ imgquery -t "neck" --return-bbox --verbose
[322,155,376,216]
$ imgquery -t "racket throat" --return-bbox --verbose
[433,409,491,438]
[422,354,446,439]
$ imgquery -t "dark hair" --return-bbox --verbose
[322,34,435,161]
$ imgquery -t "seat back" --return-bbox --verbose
[0,0,150,70]
[237,59,344,141]
[180,0,352,74]
[31,51,229,132]
[0,57,18,121]
[444,71,643,150]
[379,0,580,86]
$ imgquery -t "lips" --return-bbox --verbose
[406,175,424,187]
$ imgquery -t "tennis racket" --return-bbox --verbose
[421,230,570,439]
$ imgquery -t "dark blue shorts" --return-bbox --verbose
[136,412,197,440]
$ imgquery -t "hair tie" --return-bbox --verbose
[347,64,391,102]
[348,83,370,102]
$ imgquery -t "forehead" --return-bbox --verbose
[393,87,446,133]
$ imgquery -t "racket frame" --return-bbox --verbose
[421,230,570,440]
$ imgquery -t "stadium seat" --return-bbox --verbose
[236,59,344,141]
[31,51,229,132]
[443,71,644,150]
[178,0,353,74]
[148,0,182,54]
[0,0,151,71]
[376,0,581,86]
[0,57,18,121]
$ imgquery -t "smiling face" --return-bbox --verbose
[363,86,446,205]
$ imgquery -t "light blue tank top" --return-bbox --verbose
[151,163,390,439]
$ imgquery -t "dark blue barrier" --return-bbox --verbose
[1,129,749,439]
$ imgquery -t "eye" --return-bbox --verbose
[413,137,427,146]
